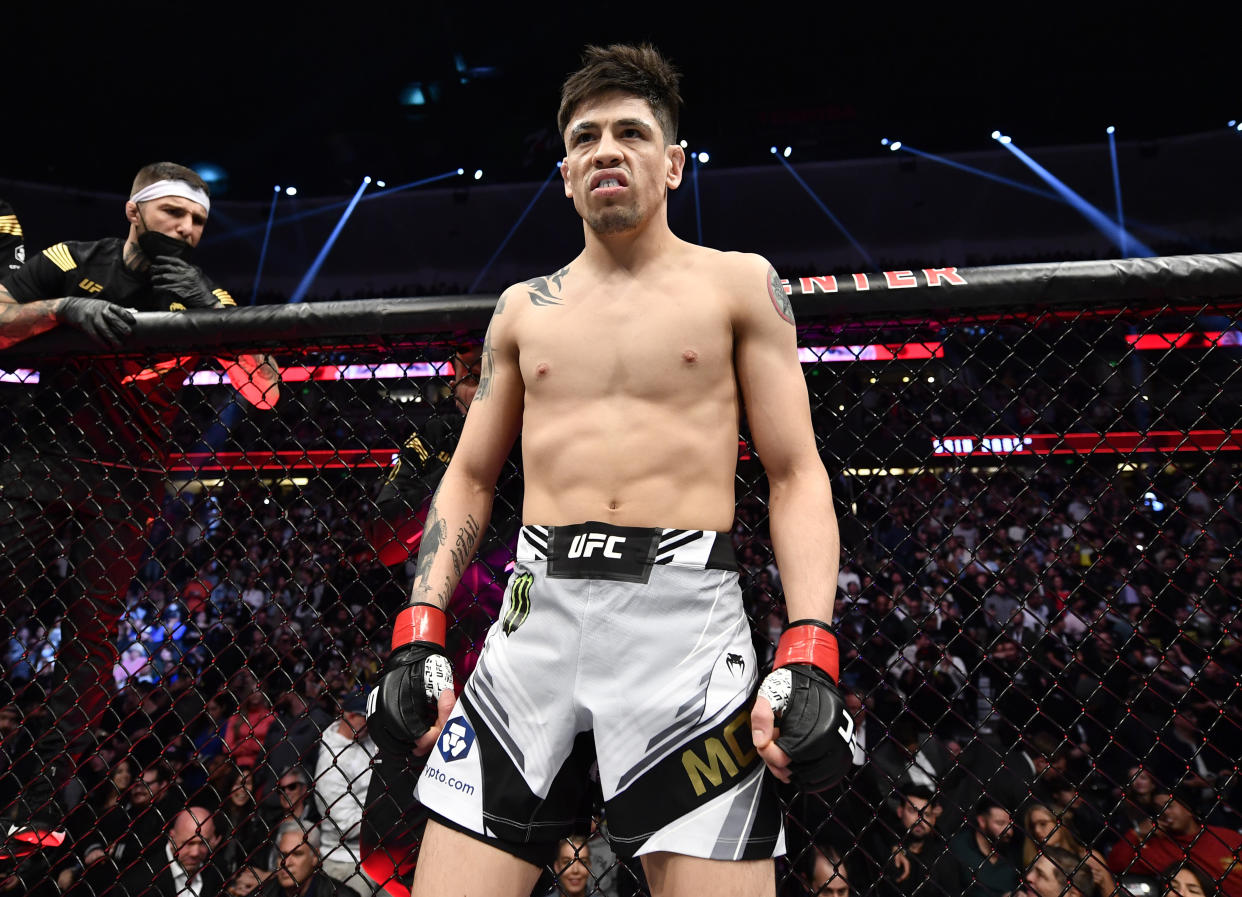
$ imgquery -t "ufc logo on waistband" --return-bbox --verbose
[567,533,626,559]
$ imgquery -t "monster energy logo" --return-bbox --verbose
[502,573,533,635]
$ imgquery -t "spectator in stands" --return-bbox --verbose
[262,822,359,897]
[212,765,268,879]
[1020,799,1114,897]
[1020,844,1098,897]
[946,796,1020,897]
[256,689,331,796]
[541,836,592,897]
[224,687,276,773]
[802,844,852,897]
[313,693,376,894]
[116,806,224,897]
[265,766,318,833]
[1161,860,1221,897]
[226,864,268,896]
[1108,784,1242,897]
[878,785,955,897]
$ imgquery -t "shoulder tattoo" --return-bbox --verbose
[767,265,795,324]
[525,265,569,306]
[475,325,496,402]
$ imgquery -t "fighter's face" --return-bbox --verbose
[561,92,684,236]
[126,195,207,247]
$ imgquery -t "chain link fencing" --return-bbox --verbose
[0,254,1240,896]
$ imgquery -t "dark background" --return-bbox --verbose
[7,5,1235,199]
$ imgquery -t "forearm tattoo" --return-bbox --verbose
[767,265,795,324]
[525,266,569,306]
[411,493,482,607]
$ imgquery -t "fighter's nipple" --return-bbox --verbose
[535,362,550,377]
[682,348,698,364]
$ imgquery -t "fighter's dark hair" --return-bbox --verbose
[558,44,682,146]
[130,162,210,198]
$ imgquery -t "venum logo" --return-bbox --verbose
[725,653,745,677]
[438,716,476,763]
[567,533,626,559]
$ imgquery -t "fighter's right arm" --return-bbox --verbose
[367,287,524,755]
[406,287,524,611]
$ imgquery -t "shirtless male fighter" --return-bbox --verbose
[367,44,854,897]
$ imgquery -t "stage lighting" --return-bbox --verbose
[474,169,484,180]
[285,187,297,196]
[680,140,688,148]
[782,147,791,158]
[889,142,902,151]
[1229,120,1237,127]
[273,186,281,193]
[457,168,465,175]
[999,135,1012,144]
[770,146,778,154]
[376,180,386,188]
[881,138,890,146]
[1106,126,1115,134]
[697,152,710,163]
[363,176,372,184]
[991,130,1001,140]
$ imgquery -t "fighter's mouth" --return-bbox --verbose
[590,170,629,190]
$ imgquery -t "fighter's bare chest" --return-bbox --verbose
[515,293,733,394]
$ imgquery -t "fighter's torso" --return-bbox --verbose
[513,246,744,531]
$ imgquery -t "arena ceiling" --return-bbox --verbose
[8,6,1234,200]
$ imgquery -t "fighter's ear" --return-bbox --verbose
[561,158,573,198]
[665,144,685,191]
[125,201,141,226]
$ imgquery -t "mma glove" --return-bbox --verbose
[149,256,219,309]
[56,296,135,348]
[367,603,455,755]
[757,619,854,792]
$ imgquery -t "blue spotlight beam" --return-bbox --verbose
[772,153,876,269]
[249,188,280,305]
[468,163,561,294]
[691,154,704,245]
[289,177,370,304]
[896,142,1201,252]
[1107,128,1127,258]
[998,137,1155,257]
[214,170,463,244]
[895,144,1062,202]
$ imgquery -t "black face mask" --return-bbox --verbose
[137,228,194,262]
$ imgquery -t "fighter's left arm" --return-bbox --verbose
[732,255,839,624]
[732,254,847,790]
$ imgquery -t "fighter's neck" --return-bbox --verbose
[578,216,683,273]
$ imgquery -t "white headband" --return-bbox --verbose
[129,179,211,214]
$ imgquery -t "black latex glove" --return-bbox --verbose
[149,256,218,309]
[56,297,135,348]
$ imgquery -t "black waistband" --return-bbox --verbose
[517,522,737,582]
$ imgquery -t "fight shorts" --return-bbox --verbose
[415,521,785,861]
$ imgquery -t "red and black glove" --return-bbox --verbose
[366,603,454,755]
[757,620,854,792]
